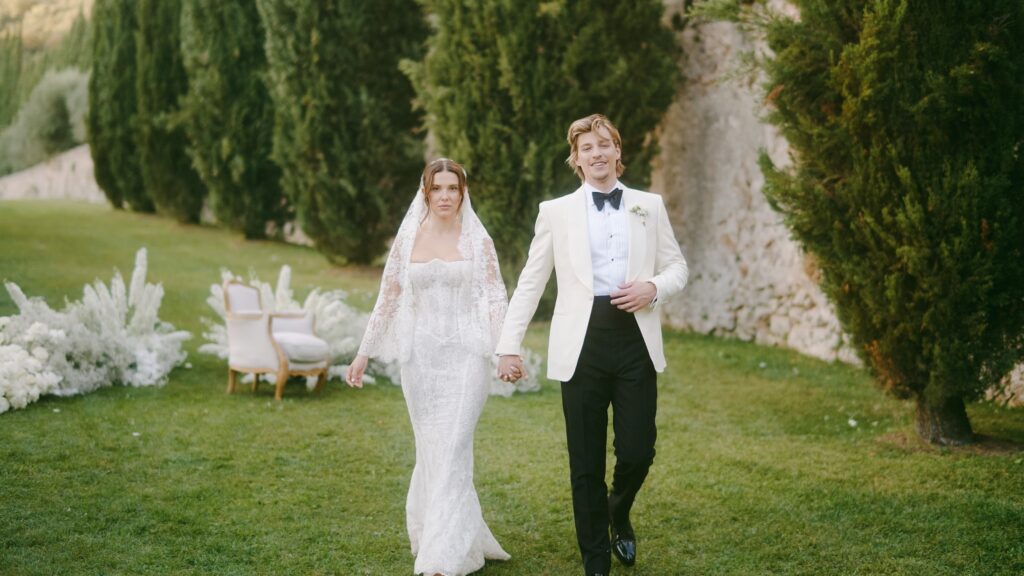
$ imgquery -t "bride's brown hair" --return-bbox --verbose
[421,158,467,207]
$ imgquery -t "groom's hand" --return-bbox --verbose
[610,281,658,313]
[497,355,526,383]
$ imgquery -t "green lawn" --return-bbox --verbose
[1,201,1022,575]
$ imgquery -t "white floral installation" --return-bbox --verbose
[0,248,191,414]
[198,265,542,396]
[629,204,649,226]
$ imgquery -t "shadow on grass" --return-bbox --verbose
[877,430,1024,456]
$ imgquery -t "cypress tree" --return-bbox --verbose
[14,13,94,108]
[706,0,1024,444]
[180,0,284,239]
[406,0,679,278]
[135,0,205,223]
[89,0,150,211]
[51,12,93,71]
[257,0,427,264]
[88,0,121,208]
[0,31,23,129]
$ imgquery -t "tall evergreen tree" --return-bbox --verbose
[0,31,24,129]
[257,0,427,263]
[14,13,94,109]
[406,0,679,278]
[703,0,1024,444]
[51,12,93,71]
[89,0,150,211]
[180,0,284,238]
[135,0,205,223]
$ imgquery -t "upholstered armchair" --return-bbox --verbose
[223,280,330,400]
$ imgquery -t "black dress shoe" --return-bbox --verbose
[611,523,636,567]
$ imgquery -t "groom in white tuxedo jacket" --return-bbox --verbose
[497,114,687,576]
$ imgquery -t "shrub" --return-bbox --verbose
[0,68,88,175]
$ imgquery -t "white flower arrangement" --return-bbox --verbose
[0,248,191,414]
[199,265,542,395]
[0,340,61,413]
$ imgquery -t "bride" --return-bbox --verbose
[346,158,513,575]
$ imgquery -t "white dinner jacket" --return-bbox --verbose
[496,184,688,381]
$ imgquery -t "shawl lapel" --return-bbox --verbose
[623,187,647,282]
[566,187,594,290]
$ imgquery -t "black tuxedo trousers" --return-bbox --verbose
[560,297,658,574]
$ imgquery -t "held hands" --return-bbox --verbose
[346,354,369,388]
[497,355,526,383]
[610,281,658,313]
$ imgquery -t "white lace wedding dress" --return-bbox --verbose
[399,258,510,575]
[358,185,510,575]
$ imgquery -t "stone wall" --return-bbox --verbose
[0,144,104,203]
[651,16,856,364]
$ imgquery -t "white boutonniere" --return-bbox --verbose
[629,205,648,226]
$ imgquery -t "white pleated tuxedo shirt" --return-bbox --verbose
[584,180,629,296]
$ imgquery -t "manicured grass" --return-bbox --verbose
[2,201,1023,575]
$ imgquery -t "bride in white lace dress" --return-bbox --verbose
[346,159,513,576]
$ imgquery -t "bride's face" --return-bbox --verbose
[427,171,463,218]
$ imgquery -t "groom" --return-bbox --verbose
[497,114,688,575]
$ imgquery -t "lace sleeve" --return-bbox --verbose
[482,236,508,347]
[357,231,408,361]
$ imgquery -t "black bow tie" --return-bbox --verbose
[592,187,623,211]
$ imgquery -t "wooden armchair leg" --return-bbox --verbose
[314,370,327,393]
[274,369,287,401]
[227,368,237,394]
[252,373,259,393]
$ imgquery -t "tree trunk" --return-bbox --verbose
[914,394,974,446]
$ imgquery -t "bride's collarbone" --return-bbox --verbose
[410,234,462,263]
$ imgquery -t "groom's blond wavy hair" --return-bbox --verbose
[566,114,625,181]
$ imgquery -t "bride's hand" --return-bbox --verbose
[346,355,369,388]
[497,355,526,383]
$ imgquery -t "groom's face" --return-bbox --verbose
[574,126,621,185]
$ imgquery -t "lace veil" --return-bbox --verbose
[358,176,508,364]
